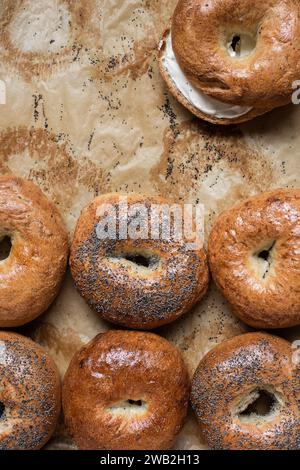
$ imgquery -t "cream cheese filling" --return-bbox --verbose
[161,32,252,120]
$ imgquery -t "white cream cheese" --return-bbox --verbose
[161,32,252,120]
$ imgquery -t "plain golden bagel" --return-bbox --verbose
[0,331,61,450]
[208,189,300,328]
[0,176,68,327]
[191,332,300,450]
[70,193,209,329]
[159,0,300,125]
[63,330,190,450]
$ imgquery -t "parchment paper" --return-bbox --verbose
[0,0,299,450]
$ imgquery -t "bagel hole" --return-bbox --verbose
[238,389,279,422]
[258,249,271,262]
[0,402,5,420]
[110,252,159,270]
[108,399,147,416]
[123,254,152,268]
[127,399,143,407]
[253,241,276,279]
[227,32,256,58]
[231,36,241,52]
[0,236,12,261]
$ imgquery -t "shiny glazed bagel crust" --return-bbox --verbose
[62,330,190,450]
[70,193,209,329]
[172,0,300,108]
[158,29,274,125]
[208,189,300,329]
[191,333,300,450]
[0,176,69,327]
[0,331,61,450]
[159,0,300,123]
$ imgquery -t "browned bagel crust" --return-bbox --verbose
[0,331,61,450]
[0,176,69,327]
[158,30,276,126]
[62,330,190,450]
[208,189,300,328]
[159,0,300,124]
[172,0,300,107]
[70,193,209,329]
[191,333,300,450]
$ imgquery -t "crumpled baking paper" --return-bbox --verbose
[0,0,299,450]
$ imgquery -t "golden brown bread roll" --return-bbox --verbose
[70,193,209,329]
[63,330,190,450]
[159,0,300,124]
[208,189,300,328]
[0,175,68,327]
[191,332,300,450]
[0,331,61,450]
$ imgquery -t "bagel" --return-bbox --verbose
[191,332,300,450]
[159,0,300,125]
[70,193,209,329]
[0,176,68,327]
[208,189,300,328]
[62,330,190,450]
[0,331,61,450]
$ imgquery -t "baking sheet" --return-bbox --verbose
[0,0,299,450]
